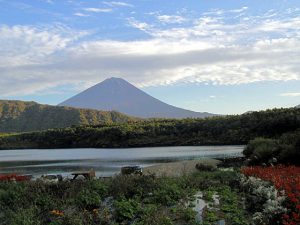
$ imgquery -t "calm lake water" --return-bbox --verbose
[0,146,244,177]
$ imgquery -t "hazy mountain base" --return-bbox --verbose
[0,107,299,149]
[0,100,137,133]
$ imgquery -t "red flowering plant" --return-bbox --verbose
[241,165,300,225]
[0,174,31,181]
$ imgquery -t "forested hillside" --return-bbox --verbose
[0,100,136,132]
[0,107,299,149]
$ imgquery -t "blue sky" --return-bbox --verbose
[0,0,300,114]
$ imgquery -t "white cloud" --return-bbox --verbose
[0,7,300,97]
[0,25,87,68]
[157,15,186,24]
[127,18,152,32]
[203,7,248,16]
[83,8,112,13]
[45,0,54,3]
[256,17,300,32]
[229,7,248,13]
[103,1,133,7]
[280,92,300,97]
[74,12,89,17]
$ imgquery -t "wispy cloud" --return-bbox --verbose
[41,0,54,4]
[103,1,133,7]
[157,15,186,24]
[280,92,300,97]
[229,6,248,13]
[128,18,152,32]
[83,8,112,13]
[203,6,248,16]
[74,12,89,17]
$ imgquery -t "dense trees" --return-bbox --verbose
[1,107,300,149]
[0,100,137,132]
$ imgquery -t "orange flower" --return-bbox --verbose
[50,209,64,216]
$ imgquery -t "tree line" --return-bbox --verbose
[1,107,300,149]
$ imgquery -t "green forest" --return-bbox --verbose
[0,100,137,132]
[1,107,300,151]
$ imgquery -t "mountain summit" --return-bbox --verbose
[59,77,215,118]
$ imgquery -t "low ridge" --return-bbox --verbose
[0,100,136,132]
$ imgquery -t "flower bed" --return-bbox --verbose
[0,174,31,181]
[241,165,300,225]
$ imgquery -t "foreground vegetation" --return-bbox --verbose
[0,100,136,133]
[0,170,249,225]
[1,165,299,225]
[1,107,300,149]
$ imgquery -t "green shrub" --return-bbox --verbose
[34,194,57,211]
[153,180,183,206]
[114,198,140,221]
[243,138,278,164]
[90,180,108,196]
[170,205,196,223]
[76,190,101,210]
[5,207,41,225]
[0,183,27,209]
[203,210,218,224]
[244,131,300,165]
[108,174,156,198]
[195,163,217,172]
[219,186,248,225]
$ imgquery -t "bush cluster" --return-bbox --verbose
[243,130,300,165]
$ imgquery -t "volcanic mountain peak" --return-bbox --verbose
[59,77,216,119]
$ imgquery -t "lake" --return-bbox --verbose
[0,146,244,177]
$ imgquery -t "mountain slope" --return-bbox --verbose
[0,100,136,132]
[59,77,215,118]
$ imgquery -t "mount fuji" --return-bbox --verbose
[59,77,215,118]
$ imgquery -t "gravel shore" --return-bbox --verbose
[143,158,220,177]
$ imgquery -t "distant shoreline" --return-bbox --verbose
[0,144,245,151]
